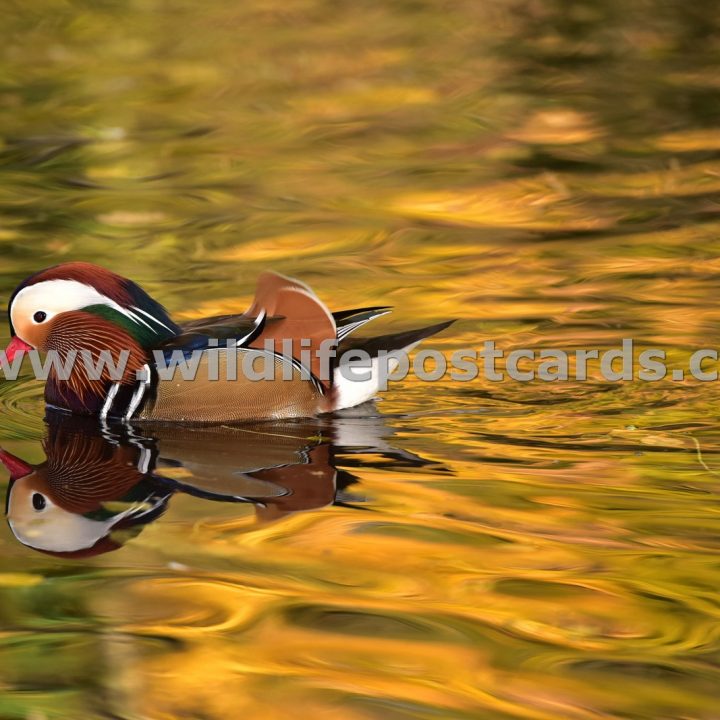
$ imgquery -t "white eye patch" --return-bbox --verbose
[7,489,120,552]
[10,279,148,338]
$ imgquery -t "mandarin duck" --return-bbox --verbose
[0,411,342,557]
[5,262,451,423]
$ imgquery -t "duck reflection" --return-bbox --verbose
[1,409,431,558]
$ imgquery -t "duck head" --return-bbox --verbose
[0,427,167,558]
[5,262,180,413]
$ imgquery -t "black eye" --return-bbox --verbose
[33,311,47,323]
[32,493,46,511]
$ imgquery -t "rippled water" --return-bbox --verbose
[2,0,720,718]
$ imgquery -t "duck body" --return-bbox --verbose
[5,262,451,424]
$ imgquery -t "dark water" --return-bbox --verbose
[1,0,720,718]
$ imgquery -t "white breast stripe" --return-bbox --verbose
[100,382,120,420]
[124,364,151,421]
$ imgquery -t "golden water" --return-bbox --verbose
[1,0,720,717]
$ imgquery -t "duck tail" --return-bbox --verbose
[330,320,455,411]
